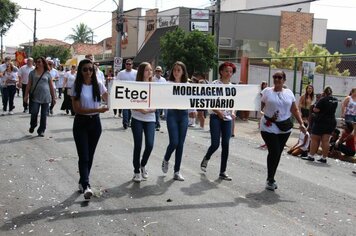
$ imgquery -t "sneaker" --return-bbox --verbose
[84,187,93,200]
[300,151,308,157]
[200,157,209,172]
[155,127,160,131]
[29,127,35,133]
[23,108,28,113]
[141,166,148,179]
[132,173,141,183]
[265,181,278,191]
[301,155,315,161]
[8,111,14,115]
[173,172,185,181]
[123,124,128,129]
[1,111,6,116]
[38,132,44,137]
[78,184,84,193]
[49,110,53,115]
[162,160,169,173]
[219,172,232,181]
[317,157,327,163]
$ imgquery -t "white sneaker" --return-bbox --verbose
[265,181,278,191]
[8,111,14,115]
[1,111,6,116]
[162,160,169,173]
[132,173,141,183]
[84,187,93,200]
[173,172,185,181]
[141,166,148,179]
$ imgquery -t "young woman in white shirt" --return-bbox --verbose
[130,62,156,182]
[2,63,17,115]
[71,59,109,200]
[260,71,305,191]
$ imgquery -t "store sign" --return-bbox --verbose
[191,9,209,20]
[191,21,209,32]
[157,8,180,28]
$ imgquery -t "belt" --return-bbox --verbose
[75,114,99,119]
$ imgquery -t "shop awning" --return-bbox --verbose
[133,26,177,64]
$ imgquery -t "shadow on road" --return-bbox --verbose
[0,135,37,145]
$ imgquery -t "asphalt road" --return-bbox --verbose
[1,96,356,236]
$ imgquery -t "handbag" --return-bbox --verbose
[275,117,294,131]
[264,115,293,132]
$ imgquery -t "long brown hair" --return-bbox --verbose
[136,62,152,82]
[168,61,188,83]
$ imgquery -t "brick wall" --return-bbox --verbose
[280,11,314,51]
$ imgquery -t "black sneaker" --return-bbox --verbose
[301,155,315,161]
[300,151,308,157]
[219,172,232,181]
[317,157,327,163]
[123,124,128,129]
[265,181,278,191]
[200,157,208,172]
[29,127,35,133]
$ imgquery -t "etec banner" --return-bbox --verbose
[108,81,261,111]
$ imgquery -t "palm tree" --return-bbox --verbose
[66,23,94,43]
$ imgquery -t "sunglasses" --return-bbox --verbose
[82,67,93,72]
[273,75,283,80]
[126,63,132,66]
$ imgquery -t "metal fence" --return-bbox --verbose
[220,54,356,118]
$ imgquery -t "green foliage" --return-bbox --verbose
[66,23,93,43]
[0,0,19,35]
[264,40,350,76]
[32,45,71,64]
[160,28,217,76]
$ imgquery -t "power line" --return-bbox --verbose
[17,18,34,32]
[39,0,112,13]
[38,0,107,29]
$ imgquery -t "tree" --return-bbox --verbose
[264,41,350,76]
[65,23,93,43]
[0,0,19,35]
[160,28,217,76]
[32,45,71,64]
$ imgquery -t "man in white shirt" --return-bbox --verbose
[116,59,137,129]
[48,60,59,115]
[18,57,34,112]
[153,66,166,131]
[94,62,106,87]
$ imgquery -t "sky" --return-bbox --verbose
[3,0,356,48]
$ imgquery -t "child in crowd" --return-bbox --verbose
[328,128,341,156]
[287,122,310,157]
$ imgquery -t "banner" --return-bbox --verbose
[108,81,261,111]
[300,61,315,94]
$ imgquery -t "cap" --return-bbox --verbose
[155,66,162,72]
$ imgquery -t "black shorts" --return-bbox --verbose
[301,108,310,119]
[312,120,336,135]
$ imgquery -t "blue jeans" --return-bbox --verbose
[261,131,291,182]
[155,109,162,128]
[345,114,356,123]
[2,85,16,111]
[164,109,188,172]
[30,102,49,134]
[131,118,155,173]
[122,109,131,126]
[204,114,232,173]
[73,114,102,190]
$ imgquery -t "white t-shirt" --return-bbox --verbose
[71,82,107,115]
[18,65,34,84]
[96,69,106,86]
[116,69,137,81]
[2,71,17,86]
[49,68,59,89]
[153,75,166,83]
[209,79,233,119]
[131,110,156,122]
[65,72,76,88]
[260,87,296,134]
[297,131,310,151]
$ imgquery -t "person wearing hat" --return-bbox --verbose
[18,57,35,112]
[153,66,166,131]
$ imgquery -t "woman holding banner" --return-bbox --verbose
[130,62,156,182]
[200,62,236,181]
[260,71,306,191]
[162,61,189,181]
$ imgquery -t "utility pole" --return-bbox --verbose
[20,7,40,47]
[115,0,124,58]
[214,0,221,63]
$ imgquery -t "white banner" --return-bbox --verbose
[108,81,261,111]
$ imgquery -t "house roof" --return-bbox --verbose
[72,43,104,55]
[20,38,70,47]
